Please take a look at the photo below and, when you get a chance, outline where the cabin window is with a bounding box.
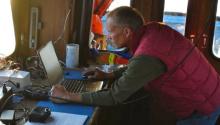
[212,2,220,58]
[107,0,130,11]
[0,0,16,58]
[163,0,188,34]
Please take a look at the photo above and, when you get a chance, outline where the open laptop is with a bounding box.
[38,41,103,93]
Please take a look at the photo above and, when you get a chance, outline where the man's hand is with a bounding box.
[83,68,109,80]
[50,84,82,103]
[50,84,69,103]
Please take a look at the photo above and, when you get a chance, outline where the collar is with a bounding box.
[130,26,147,55]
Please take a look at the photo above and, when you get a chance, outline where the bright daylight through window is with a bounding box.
[0,0,16,58]
[107,0,130,11]
[212,2,220,58]
[163,0,188,34]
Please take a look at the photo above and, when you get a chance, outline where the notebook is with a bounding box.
[37,41,102,93]
[25,112,88,125]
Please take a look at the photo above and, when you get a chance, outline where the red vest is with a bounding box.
[132,22,220,118]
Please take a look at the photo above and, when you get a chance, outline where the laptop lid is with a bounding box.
[38,41,63,85]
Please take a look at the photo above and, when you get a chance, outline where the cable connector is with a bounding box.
[2,83,7,94]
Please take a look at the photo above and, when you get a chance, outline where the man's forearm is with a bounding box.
[65,92,82,103]
[113,67,127,78]
[80,55,166,106]
[81,90,117,106]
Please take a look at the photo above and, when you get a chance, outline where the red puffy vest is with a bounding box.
[132,22,220,118]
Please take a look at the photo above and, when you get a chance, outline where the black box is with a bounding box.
[29,106,51,122]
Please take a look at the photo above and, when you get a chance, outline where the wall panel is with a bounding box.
[185,0,220,72]
[13,0,75,60]
[131,0,164,22]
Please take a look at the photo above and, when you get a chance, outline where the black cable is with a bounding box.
[0,93,30,123]
[1,80,20,94]
[3,80,20,88]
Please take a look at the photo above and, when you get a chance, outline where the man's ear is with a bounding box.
[123,27,132,38]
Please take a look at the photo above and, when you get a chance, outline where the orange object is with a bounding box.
[98,52,129,65]
[115,56,129,64]
[92,0,113,35]
[92,14,103,35]
[94,0,113,17]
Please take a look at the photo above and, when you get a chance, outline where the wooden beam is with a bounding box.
[73,0,93,67]
[131,0,164,22]
[185,0,220,72]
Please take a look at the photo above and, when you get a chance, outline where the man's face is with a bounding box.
[106,17,130,49]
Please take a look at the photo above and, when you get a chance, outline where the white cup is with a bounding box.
[66,43,79,68]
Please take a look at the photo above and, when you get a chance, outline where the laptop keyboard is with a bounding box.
[61,80,87,93]
[23,79,88,100]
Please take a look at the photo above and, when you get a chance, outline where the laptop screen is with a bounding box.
[38,41,63,85]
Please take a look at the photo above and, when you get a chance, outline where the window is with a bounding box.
[0,0,16,58]
[107,0,130,11]
[163,0,188,34]
[212,3,220,58]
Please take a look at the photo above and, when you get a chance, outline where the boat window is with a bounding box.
[212,2,220,58]
[163,0,188,34]
[107,0,130,11]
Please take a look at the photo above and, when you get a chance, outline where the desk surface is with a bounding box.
[12,78,103,125]
[37,101,94,125]
[13,97,94,125]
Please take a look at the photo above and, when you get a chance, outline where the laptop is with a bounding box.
[37,41,103,93]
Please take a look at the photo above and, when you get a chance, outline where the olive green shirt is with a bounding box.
[81,55,166,106]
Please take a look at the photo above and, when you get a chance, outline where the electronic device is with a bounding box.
[23,87,49,100]
[0,70,32,90]
[29,106,51,122]
[0,110,15,125]
[38,41,87,85]
[37,41,102,93]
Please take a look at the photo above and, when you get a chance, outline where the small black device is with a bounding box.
[29,106,51,122]
[23,89,49,100]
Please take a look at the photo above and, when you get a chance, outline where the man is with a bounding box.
[50,6,220,125]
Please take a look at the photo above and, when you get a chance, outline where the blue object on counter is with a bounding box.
[64,70,86,80]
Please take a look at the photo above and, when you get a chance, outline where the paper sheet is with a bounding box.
[25,112,88,125]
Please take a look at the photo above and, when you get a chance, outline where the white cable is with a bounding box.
[54,9,72,44]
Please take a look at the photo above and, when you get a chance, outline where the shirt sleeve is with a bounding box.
[113,66,127,78]
[81,55,167,106]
